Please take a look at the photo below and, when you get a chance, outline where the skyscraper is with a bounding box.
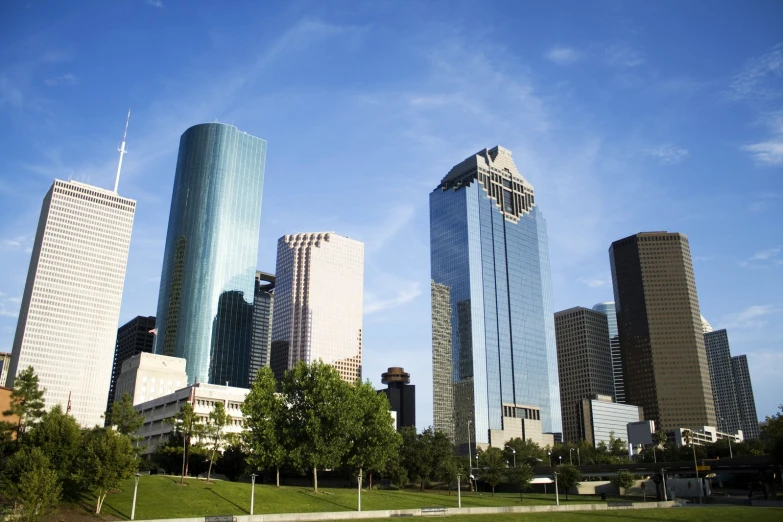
[270,232,364,383]
[609,232,715,431]
[6,180,135,426]
[592,301,624,403]
[0,352,11,388]
[380,367,416,430]
[154,123,266,387]
[554,307,616,442]
[430,146,562,450]
[106,315,156,418]
[431,282,454,441]
[732,355,760,439]
[704,329,741,435]
[248,271,274,384]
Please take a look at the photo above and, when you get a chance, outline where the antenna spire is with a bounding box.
[113,109,131,193]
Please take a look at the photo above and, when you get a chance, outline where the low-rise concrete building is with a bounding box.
[133,383,248,454]
[671,425,743,448]
[488,404,556,449]
[115,353,188,406]
[578,394,643,447]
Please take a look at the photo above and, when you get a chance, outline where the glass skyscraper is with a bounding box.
[155,123,267,387]
[592,302,625,403]
[430,146,562,449]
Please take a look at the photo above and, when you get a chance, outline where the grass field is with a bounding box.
[96,475,603,520]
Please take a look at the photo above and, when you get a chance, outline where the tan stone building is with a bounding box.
[609,232,715,431]
[115,352,188,406]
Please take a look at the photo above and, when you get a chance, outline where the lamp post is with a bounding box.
[577,448,581,466]
[512,449,516,468]
[475,455,479,494]
[720,418,734,459]
[177,419,187,485]
[250,473,256,515]
[457,473,461,508]
[547,451,552,467]
[131,472,140,520]
[358,469,362,512]
[554,472,559,506]
[558,455,562,465]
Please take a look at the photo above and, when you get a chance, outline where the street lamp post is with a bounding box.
[719,417,734,459]
[558,455,562,465]
[250,473,256,515]
[466,420,472,490]
[131,473,140,521]
[554,472,559,506]
[512,449,516,468]
[577,448,581,466]
[358,469,362,512]
[547,451,552,467]
[457,473,461,508]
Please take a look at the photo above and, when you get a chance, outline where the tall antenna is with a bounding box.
[114,109,131,193]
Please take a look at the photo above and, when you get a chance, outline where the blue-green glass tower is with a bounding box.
[430,146,562,449]
[155,123,267,387]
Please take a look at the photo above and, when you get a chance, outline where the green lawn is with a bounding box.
[333,508,783,522]
[97,475,603,520]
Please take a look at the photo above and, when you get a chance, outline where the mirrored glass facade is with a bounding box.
[430,146,562,448]
[592,301,625,403]
[155,123,267,387]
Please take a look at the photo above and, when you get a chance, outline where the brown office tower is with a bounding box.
[609,232,715,431]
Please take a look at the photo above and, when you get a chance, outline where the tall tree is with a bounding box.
[106,392,144,437]
[506,463,534,500]
[3,366,46,441]
[761,405,783,466]
[242,366,287,486]
[650,429,668,463]
[477,447,506,496]
[78,428,138,514]
[0,446,61,522]
[503,438,546,467]
[345,381,401,489]
[205,401,228,483]
[216,433,247,482]
[611,470,636,499]
[283,361,354,493]
[553,464,581,500]
[25,405,82,497]
[165,402,203,484]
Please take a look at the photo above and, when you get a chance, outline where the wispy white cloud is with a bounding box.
[364,282,422,315]
[748,192,780,212]
[43,73,76,87]
[743,133,783,165]
[721,304,780,330]
[578,276,609,288]
[605,44,644,68]
[365,204,415,253]
[644,143,690,165]
[728,43,783,102]
[145,0,164,7]
[545,46,580,65]
[739,246,782,268]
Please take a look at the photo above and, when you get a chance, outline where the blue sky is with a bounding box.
[1,1,781,430]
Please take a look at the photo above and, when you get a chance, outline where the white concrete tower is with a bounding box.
[270,232,364,383]
[6,180,135,427]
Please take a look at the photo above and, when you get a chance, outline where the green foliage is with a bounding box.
[282,361,355,492]
[24,405,81,497]
[106,392,144,437]
[0,446,61,522]
[151,433,185,474]
[505,463,534,499]
[761,405,783,465]
[78,428,138,514]
[242,366,288,485]
[477,447,506,495]
[216,434,247,481]
[503,438,546,467]
[383,457,409,489]
[166,401,204,481]
[610,470,635,499]
[205,401,229,482]
[3,366,46,440]
[553,464,581,500]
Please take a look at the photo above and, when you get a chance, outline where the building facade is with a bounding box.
[579,395,643,448]
[133,383,248,454]
[107,316,156,416]
[704,329,741,435]
[554,307,616,442]
[0,353,10,387]
[154,123,267,388]
[249,271,275,384]
[380,367,416,430]
[609,232,715,431]
[115,352,188,406]
[732,355,760,439]
[270,232,364,383]
[6,180,135,426]
[431,282,454,441]
[592,302,624,403]
[430,146,562,451]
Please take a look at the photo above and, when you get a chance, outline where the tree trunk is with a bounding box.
[420,480,424,491]
[492,485,495,497]
[95,492,106,514]
[184,437,190,480]
[276,466,280,487]
[207,447,216,482]
[313,466,318,494]
[369,471,373,490]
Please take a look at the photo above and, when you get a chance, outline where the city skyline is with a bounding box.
[1,1,781,430]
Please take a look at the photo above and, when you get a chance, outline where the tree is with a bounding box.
[608,431,627,457]
[650,430,667,463]
[384,457,409,489]
[611,470,636,499]
[345,381,402,490]
[216,434,247,481]
[506,464,534,500]
[166,401,203,484]
[106,393,144,437]
[0,447,61,522]
[553,464,581,500]
[242,366,287,486]
[3,366,46,441]
[477,447,506,496]
[761,405,783,466]
[24,405,82,497]
[283,361,355,493]
[205,401,228,483]
[78,428,138,514]
[504,438,546,467]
